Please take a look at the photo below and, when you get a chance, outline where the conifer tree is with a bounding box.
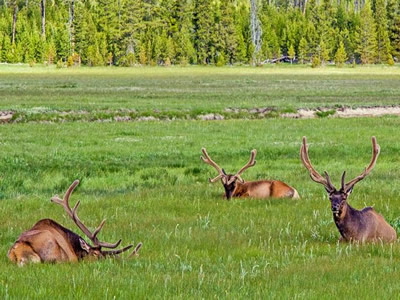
[319,40,330,65]
[193,0,213,64]
[298,37,308,64]
[355,0,377,64]
[334,41,347,67]
[374,0,391,63]
[387,0,400,58]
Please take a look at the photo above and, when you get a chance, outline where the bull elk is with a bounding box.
[8,180,142,266]
[201,148,299,200]
[301,136,397,243]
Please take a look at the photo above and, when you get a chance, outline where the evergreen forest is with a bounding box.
[0,0,399,66]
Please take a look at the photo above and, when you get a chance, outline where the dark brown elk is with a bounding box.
[8,180,142,266]
[301,136,396,243]
[201,148,299,200]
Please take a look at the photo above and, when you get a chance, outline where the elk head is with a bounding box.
[51,180,142,259]
[300,136,380,218]
[201,148,256,199]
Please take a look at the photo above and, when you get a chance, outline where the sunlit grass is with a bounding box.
[1,65,400,115]
[1,117,400,298]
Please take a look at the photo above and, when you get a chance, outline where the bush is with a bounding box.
[164,57,171,67]
[66,56,74,67]
[387,54,395,66]
[56,59,65,68]
[216,52,226,67]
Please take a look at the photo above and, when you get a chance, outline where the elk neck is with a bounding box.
[332,202,360,240]
[231,180,246,197]
[223,179,245,199]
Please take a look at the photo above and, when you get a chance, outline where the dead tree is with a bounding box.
[250,0,262,65]
[41,0,45,38]
[12,1,17,44]
[69,0,75,53]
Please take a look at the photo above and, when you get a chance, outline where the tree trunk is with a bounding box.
[12,3,17,44]
[303,0,308,15]
[250,0,262,65]
[41,0,46,38]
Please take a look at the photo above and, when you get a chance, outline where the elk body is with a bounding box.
[201,148,299,200]
[8,180,142,266]
[301,137,396,243]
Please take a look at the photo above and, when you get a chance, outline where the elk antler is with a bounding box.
[342,136,380,192]
[51,180,121,249]
[227,149,257,185]
[201,148,225,183]
[300,137,336,192]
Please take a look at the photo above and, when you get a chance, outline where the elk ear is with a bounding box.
[222,169,227,175]
[79,238,91,253]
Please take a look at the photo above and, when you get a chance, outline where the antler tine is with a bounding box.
[226,149,257,185]
[102,242,143,257]
[201,148,225,182]
[51,180,80,218]
[128,242,143,258]
[102,244,133,256]
[300,137,335,191]
[234,149,257,177]
[343,136,380,192]
[72,200,122,249]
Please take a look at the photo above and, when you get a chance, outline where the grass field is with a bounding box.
[1,64,400,122]
[1,65,400,299]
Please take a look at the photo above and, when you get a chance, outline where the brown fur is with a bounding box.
[226,179,299,199]
[300,136,396,243]
[334,202,396,243]
[8,219,91,266]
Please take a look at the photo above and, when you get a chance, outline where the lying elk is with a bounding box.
[301,137,396,243]
[201,148,299,199]
[8,180,142,266]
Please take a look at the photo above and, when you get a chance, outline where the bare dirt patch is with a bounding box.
[2,106,400,124]
[280,106,400,119]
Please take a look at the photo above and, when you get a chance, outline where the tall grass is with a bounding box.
[1,117,400,298]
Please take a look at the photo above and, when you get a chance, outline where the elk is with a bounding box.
[8,180,142,266]
[201,148,299,200]
[300,136,397,243]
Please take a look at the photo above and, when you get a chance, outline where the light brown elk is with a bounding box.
[301,136,396,243]
[201,148,299,200]
[8,180,142,266]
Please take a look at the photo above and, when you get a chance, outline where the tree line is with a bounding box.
[0,0,399,66]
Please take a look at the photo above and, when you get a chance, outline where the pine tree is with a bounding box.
[387,0,400,58]
[193,0,214,64]
[334,41,347,67]
[319,40,330,65]
[355,0,377,64]
[219,0,238,64]
[298,37,308,64]
[374,0,391,63]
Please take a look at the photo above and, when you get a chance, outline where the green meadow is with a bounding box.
[1,66,400,299]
